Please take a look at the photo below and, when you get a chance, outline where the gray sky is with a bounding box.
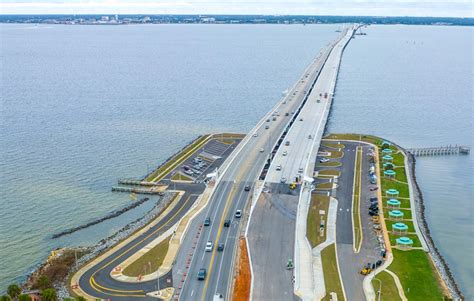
[1,0,472,17]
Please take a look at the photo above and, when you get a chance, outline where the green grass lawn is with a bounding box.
[307,194,330,248]
[328,150,344,159]
[372,271,402,301]
[385,220,415,232]
[316,161,342,167]
[384,208,413,220]
[318,169,341,177]
[382,197,411,209]
[353,146,363,251]
[316,182,334,190]
[389,249,445,301]
[321,244,345,301]
[389,234,422,248]
[381,178,409,198]
[324,133,382,146]
[122,236,171,277]
[321,141,345,149]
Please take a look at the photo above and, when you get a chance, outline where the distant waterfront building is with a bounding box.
[200,17,216,23]
[101,16,109,22]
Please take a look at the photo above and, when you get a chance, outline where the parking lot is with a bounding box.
[314,140,385,300]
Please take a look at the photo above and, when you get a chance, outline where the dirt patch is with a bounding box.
[232,238,251,301]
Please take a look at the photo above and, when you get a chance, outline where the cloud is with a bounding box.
[1,0,472,17]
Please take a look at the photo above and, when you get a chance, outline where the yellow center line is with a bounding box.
[200,184,237,301]
[88,195,192,295]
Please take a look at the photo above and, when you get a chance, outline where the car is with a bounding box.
[197,268,207,280]
[184,170,194,176]
[204,217,211,226]
[285,112,289,116]
[224,219,231,227]
[217,243,224,251]
[259,148,264,153]
[319,158,330,163]
[272,117,277,121]
[280,177,287,183]
[205,241,213,252]
[308,135,312,139]
[298,167,304,173]
[266,119,270,122]
[370,197,378,202]
[285,141,290,146]
[276,165,282,171]
[244,185,251,191]
[265,126,269,129]
[300,118,303,121]
[282,151,287,156]
[370,186,379,191]
[235,210,242,218]
[253,133,258,137]
[369,211,378,217]
[183,165,191,171]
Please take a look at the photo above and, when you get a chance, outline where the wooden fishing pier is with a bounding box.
[406,145,470,156]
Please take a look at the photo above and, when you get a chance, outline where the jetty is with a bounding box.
[111,186,164,195]
[406,145,470,156]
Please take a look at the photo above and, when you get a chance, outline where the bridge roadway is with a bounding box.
[72,32,338,301]
[248,26,356,300]
[177,37,344,300]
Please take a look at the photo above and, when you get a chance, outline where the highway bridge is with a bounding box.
[72,25,357,301]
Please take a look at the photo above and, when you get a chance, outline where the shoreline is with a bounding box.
[389,140,464,300]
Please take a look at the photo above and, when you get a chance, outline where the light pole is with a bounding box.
[373,277,382,301]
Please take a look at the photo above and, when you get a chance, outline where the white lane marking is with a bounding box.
[191,290,194,297]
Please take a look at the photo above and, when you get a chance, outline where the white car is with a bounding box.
[253,133,258,137]
[320,158,330,163]
[235,210,242,218]
[259,148,264,153]
[282,151,288,156]
[276,165,282,171]
[205,241,213,252]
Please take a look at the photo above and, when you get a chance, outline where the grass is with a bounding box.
[316,182,334,190]
[381,178,409,198]
[324,133,382,146]
[389,249,445,301]
[321,141,345,149]
[389,234,422,248]
[318,169,341,177]
[307,194,331,248]
[372,271,402,301]
[145,135,210,182]
[316,161,342,167]
[353,146,363,251]
[382,196,411,209]
[384,208,413,220]
[170,172,193,182]
[385,220,415,232]
[327,150,344,159]
[122,236,171,277]
[321,244,345,301]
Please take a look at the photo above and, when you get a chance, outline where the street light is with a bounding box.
[373,277,382,301]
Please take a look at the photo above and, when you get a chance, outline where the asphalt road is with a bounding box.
[246,27,355,301]
[76,137,239,301]
[177,37,341,301]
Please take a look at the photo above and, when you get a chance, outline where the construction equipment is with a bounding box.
[289,183,297,190]
[360,263,372,275]
[287,259,294,270]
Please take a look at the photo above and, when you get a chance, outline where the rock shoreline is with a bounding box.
[51,196,152,239]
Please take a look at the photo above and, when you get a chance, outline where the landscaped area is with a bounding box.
[352,146,363,251]
[307,194,331,248]
[321,244,345,301]
[122,236,171,277]
[372,270,402,301]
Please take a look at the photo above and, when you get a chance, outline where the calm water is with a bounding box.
[0,24,472,298]
[328,25,473,299]
[0,24,340,290]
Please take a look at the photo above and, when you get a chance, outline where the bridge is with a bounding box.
[406,145,470,156]
[71,25,357,301]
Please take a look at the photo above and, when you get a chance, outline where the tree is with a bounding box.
[18,295,31,301]
[7,285,21,299]
[36,276,51,290]
[0,295,11,301]
[75,297,86,301]
[41,288,57,301]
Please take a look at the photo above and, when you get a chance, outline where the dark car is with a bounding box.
[369,211,379,217]
[197,268,207,280]
[224,220,231,227]
[204,217,211,226]
[217,243,224,251]
[370,186,379,191]
[244,185,251,191]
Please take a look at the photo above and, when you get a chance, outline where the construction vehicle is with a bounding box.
[289,183,297,190]
[287,259,294,270]
[360,263,372,275]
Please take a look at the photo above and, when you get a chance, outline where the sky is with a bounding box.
[0,0,473,18]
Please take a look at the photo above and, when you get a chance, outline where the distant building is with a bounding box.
[200,17,216,23]
[101,16,109,21]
